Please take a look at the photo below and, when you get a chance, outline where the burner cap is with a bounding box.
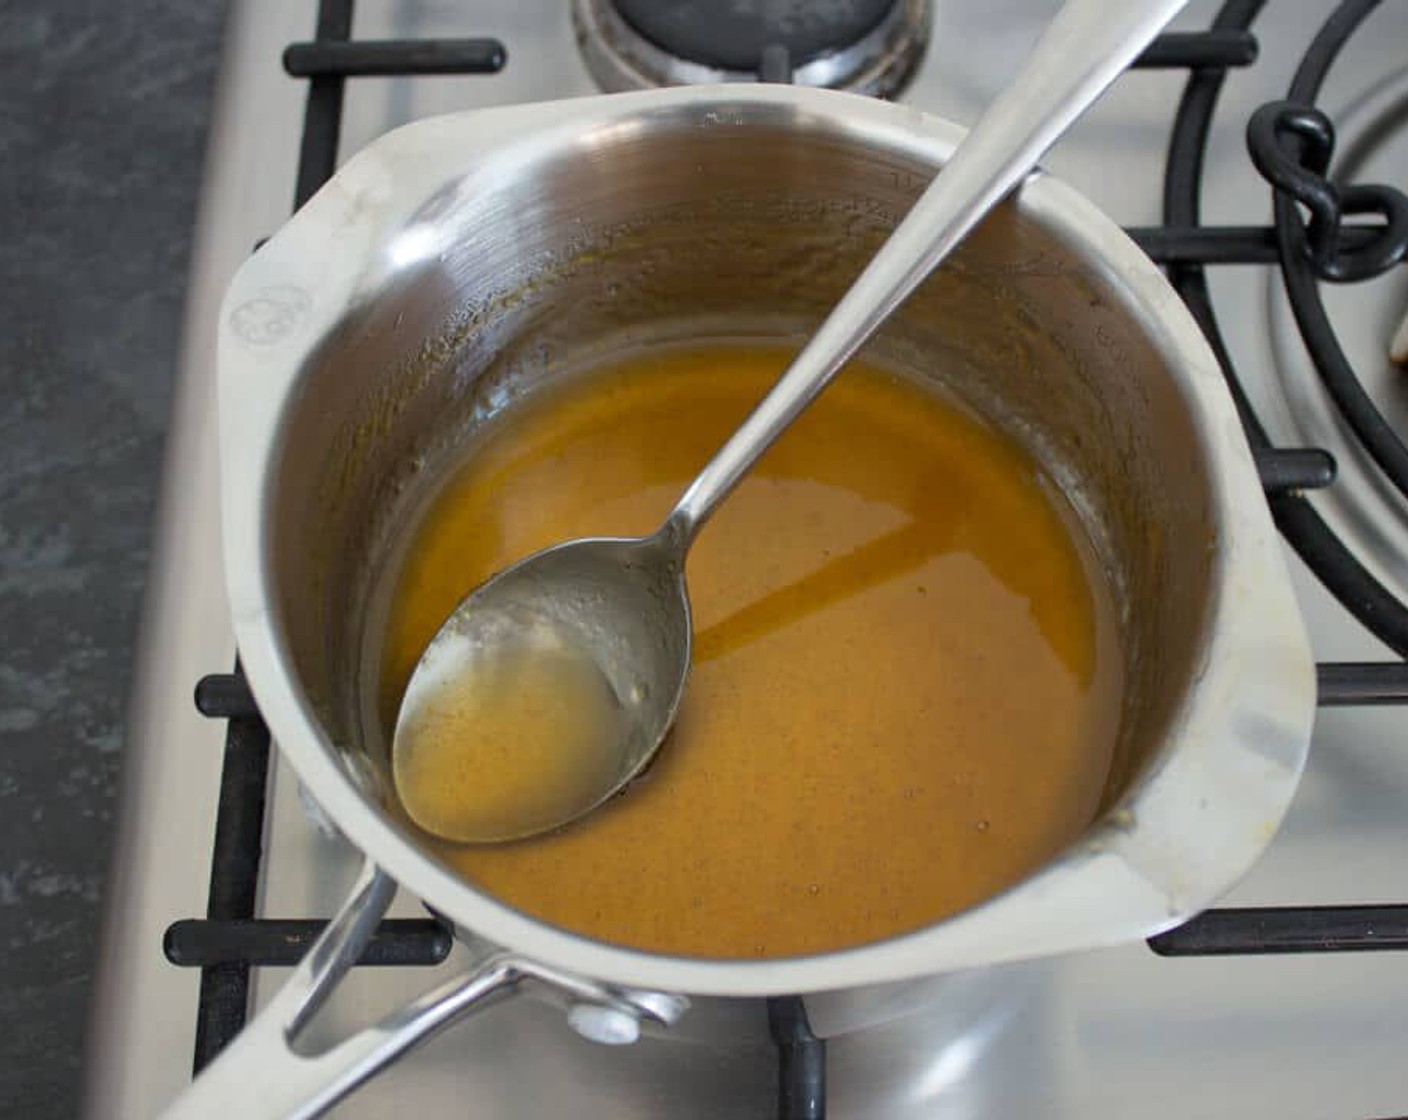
[612,0,895,72]
[573,0,930,98]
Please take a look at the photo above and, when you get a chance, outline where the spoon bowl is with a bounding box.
[393,529,691,842]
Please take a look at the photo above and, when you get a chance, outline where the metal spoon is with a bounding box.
[392,0,1187,844]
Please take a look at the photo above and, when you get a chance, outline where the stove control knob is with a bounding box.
[566,1002,641,1045]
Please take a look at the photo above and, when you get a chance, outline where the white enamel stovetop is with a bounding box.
[86,2,1408,1117]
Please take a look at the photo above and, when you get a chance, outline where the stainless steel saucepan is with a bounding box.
[168,79,1314,1120]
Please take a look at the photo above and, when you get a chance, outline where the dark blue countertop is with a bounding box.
[0,2,227,1114]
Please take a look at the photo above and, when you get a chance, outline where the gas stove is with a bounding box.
[85,1,1408,1117]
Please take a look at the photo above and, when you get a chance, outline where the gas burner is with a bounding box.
[572,0,930,97]
[87,1,1408,1117]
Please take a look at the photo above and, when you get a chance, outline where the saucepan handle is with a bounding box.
[158,860,685,1119]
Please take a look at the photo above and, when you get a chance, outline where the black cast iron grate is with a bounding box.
[164,0,1408,1115]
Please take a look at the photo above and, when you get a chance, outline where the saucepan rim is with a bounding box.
[216,84,1315,997]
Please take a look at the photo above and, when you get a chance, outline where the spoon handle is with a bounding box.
[665,0,1187,546]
